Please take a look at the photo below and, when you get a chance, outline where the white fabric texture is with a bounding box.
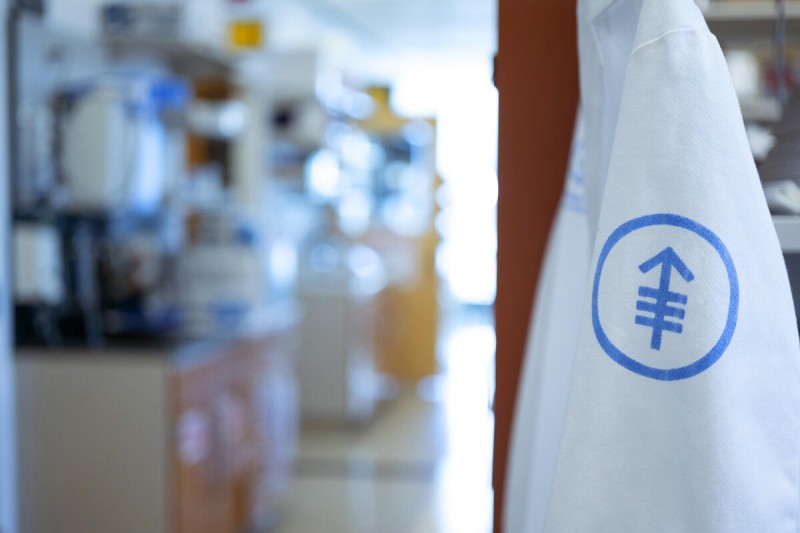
[508,0,800,531]
[504,115,591,533]
[579,0,642,246]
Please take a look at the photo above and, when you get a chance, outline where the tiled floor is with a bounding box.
[275,314,495,533]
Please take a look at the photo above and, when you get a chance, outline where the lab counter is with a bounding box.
[16,302,302,533]
[16,299,302,364]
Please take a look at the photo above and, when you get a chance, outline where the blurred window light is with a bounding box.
[338,191,372,238]
[305,149,341,200]
[436,241,497,306]
[418,60,498,305]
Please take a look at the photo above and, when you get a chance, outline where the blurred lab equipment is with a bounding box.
[56,75,189,214]
[358,87,440,380]
[12,4,303,533]
[13,73,190,345]
[13,222,63,305]
[296,206,387,424]
[175,210,271,337]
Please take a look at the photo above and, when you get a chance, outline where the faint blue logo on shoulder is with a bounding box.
[592,214,739,381]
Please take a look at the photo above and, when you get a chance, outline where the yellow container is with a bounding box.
[228,19,263,49]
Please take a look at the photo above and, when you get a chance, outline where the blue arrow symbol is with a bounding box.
[639,247,695,286]
[635,247,694,350]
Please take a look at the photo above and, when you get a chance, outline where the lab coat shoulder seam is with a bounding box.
[629,27,704,58]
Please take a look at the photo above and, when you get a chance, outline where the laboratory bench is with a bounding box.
[15,302,301,533]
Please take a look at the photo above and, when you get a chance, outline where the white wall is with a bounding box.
[0,0,14,529]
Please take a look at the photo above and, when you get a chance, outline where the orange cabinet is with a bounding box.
[173,348,236,533]
[172,336,298,533]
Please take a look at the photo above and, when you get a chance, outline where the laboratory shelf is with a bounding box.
[103,37,236,76]
[702,1,800,45]
[740,95,783,122]
[703,1,800,20]
[773,215,800,253]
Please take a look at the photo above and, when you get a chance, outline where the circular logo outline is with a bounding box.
[592,213,739,381]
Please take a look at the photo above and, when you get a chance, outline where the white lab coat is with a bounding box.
[507,0,800,531]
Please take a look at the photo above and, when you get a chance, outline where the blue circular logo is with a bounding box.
[592,213,739,381]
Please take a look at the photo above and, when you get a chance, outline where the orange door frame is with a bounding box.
[494,2,579,530]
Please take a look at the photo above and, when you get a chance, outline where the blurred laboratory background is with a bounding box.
[5,0,497,532]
